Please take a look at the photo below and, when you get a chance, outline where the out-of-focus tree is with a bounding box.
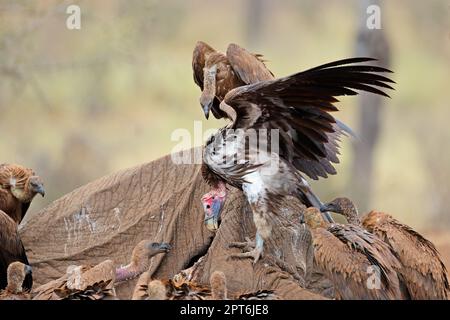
[415,112,450,227]
[349,0,391,212]
[245,0,267,49]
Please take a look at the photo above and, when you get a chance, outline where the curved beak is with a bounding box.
[24,265,32,275]
[204,198,225,232]
[158,243,172,253]
[202,102,212,120]
[36,184,45,197]
[320,203,335,213]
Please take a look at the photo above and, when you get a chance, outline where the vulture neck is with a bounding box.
[344,205,361,226]
[6,281,22,294]
[115,257,150,282]
[346,213,361,226]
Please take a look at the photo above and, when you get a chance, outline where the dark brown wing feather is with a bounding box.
[222,57,394,179]
[0,210,32,290]
[363,211,449,299]
[226,43,274,84]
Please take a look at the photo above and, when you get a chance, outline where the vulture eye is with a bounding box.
[206,205,211,209]
[212,196,215,200]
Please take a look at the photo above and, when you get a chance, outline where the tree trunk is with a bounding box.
[350,0,391,212]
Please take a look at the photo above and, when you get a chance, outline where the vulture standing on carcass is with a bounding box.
[0,163,45,224]
[0,262,32,300]
[32,240,171,300]
[321,197,450,299]
[197,51,395,262]
[303,207,407,299]
[0,209,32,291]
[194,42,355,227]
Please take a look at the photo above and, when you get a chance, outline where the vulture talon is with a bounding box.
[229,247,263,265]
[228,237,255,252]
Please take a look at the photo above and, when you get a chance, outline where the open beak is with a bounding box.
[204,198,224,232]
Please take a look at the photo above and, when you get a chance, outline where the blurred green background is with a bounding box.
[0,0,449,234]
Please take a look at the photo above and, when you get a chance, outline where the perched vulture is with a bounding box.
[0,210,32,291]
[0,163,45,224]
[32,241,171,300]
[0,262,32,300]
[303,207,407,300]
[199,55,394,262]
[321,197,450,300]
[192,41,274,119]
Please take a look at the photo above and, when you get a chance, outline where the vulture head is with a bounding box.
[147,242,172,255]
[1,164,45,202]
[210,271,227,300]
[6,262,32,294]
[201,185,227,232]
[320,197,358,220]
[199,64,217,119]
[147,280,168,300]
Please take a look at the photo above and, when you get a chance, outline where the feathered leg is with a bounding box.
[229,175,272,264]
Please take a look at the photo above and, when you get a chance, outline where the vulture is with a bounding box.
[32,240,171,300]
[0,163,45,224]
[321,197,450,300]
[0,262,32,300]
[0,209,32,291]
[303,207,407,300]
[199,54,395,262]
[192,41,274,119]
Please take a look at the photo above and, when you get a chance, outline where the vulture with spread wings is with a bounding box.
[197,46,394,262]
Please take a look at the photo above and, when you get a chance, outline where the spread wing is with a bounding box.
[313,224,402,299]
[0,210,32,290]
[221,57,394,179]
[363,212,449,299]
[226,43,274,84]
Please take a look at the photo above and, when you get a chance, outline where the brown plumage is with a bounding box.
[322,197,449,299]
[0,163,45,224]
[304,207,406,300]
[0,210,32,291]
[200,57,395,262]
[33,241,171,300]
[133,270,277,300]
[364,211,449,299]
[0,262,32,300]
[193,41,274,119]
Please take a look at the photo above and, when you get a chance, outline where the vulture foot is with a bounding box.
[229,237,255,252]
[228,234,264,264]
[229,247,263,264]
